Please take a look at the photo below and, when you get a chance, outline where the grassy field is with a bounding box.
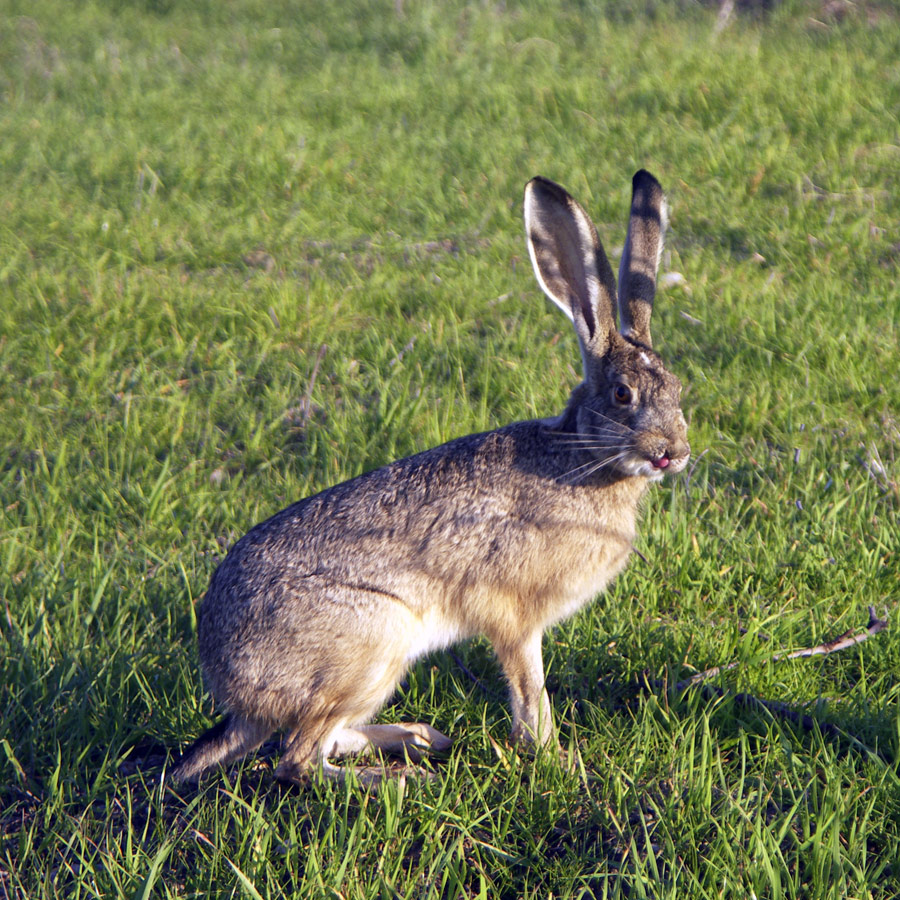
[2,0,899,896]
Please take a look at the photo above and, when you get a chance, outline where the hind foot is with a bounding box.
[317,722,451,763]
[274,722,451,788]
[355,723,452,761]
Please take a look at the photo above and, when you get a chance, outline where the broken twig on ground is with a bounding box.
[672,605,888,693]
[641,606,891,767]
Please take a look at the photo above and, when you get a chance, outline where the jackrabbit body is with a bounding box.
[171,170,690,786]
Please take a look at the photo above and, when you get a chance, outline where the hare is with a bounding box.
[170,170,689,788]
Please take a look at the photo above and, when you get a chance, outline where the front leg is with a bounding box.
[494,629,555,746]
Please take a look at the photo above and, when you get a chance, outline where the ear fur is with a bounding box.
[617,169,667,348]
[523,176,618,374]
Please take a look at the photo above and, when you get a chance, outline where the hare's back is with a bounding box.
[195,427,514,641]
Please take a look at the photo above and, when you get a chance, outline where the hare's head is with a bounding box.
[524,171,689,481]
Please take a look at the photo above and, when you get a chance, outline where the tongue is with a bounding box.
[652,456,670,469]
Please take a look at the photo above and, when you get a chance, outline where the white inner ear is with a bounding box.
[523,187,605,334]
[523,188,575,323]
[524,235,575,324]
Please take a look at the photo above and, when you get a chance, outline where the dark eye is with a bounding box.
[612,384,633,406]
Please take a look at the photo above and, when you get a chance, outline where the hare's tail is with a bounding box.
[168,714,271,785]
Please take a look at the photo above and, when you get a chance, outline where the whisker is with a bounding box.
[554,438,631,451]
[564,447,630,466]
[561,450,629,484]
[552,442,628,460]
[552,430,630,444]
[554,439,626,450]
[559,457,602,478]
[552,431,622,441]
[565,457,624,485]
[584,409,635,434]
[550,430,606,440]
[564,462,604,484]
[551,426,630,444]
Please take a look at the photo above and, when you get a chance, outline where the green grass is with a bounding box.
[2,0,900,896]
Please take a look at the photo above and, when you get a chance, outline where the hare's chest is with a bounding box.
[558,548,632,622]
[544,507,638,623]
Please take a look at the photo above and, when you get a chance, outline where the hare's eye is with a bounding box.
[612,384,633,406]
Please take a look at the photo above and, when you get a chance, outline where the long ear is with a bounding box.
[617,169,667,348]
[524,176,618,373]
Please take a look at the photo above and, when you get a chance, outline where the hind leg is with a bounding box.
[270,723,382,787]
[354,723,452,762]
[266,584,453,784]
[274,720,451,787]
[168,714,272,785]
[322,722,451,765]
[275,725,444,788]
[272,719,329,785]
[273,720,381,787]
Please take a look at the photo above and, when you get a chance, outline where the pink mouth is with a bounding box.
[651,454,670,469]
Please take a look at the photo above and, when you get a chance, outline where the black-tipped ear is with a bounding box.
[524,176,617,372]
[617,169,667,348]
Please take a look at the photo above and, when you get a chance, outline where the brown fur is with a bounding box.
[169,171,690,787]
